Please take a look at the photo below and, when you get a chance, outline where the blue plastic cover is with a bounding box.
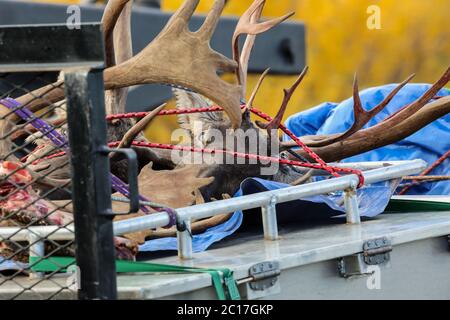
[283,84,450,195]
[0,257,27,271]
[140,83,450,253]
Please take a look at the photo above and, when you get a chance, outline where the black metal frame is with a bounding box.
[0,23,119,299]
[65,69,118,299]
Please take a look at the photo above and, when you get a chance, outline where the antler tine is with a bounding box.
[257,66,308,131]
[102,0,132,67]
[301,73,415,148]
[197,0,226,40]
[351,73,415,129]
[115,103,167,150]
[246,68,270,111]
[383,66,450,124]
[168,0,199,23]
[232,0,295,88]
[352,73,364,115]
[238,2,264,97]
[105,0,133,115]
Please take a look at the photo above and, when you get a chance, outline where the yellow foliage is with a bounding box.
[157,0,449,142]
[29,0,80,3]
[33,0,450,141]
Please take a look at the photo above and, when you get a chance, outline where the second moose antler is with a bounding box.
[283,67,450,162]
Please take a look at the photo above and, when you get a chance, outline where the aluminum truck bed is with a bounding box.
[3,210,450,299]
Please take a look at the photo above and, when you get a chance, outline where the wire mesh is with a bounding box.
[0,72,76,300]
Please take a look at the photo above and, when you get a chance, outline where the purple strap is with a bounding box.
[1,98,67,148]
[1,97,150,213]
[162,207,177,229]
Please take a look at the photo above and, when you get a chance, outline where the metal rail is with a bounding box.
[0,159,426,262]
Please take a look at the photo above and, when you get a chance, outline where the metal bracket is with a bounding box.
[98,147,140,215]
[248,261,281,291]
[338,237,392,278]
[363,237,392,265]
[237,261,282,299]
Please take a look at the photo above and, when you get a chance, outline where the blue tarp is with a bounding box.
[284,84,450,194]
[140,83,450,253]
[0,257,27,271]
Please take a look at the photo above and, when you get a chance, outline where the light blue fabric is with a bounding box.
[0,256,27,271]
[139,211,243,252]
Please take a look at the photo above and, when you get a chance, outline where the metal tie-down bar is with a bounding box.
[0,159,427,262]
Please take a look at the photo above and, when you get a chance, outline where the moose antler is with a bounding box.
[282,73,416,149]
[1,0,242,127]
[103,0,133,115]
[286,66,450,162]
[233,0,294,97]
[105,0,243,128]
[0,0,132,121]
[110,163,215,242]
[102,0,132,67]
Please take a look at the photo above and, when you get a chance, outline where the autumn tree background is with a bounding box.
[164,0,449,114]
[32,0,450,139]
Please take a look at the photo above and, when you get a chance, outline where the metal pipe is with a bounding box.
[262,196,279,240]
[114,159,426,235]
[0,160,427,243]
[177,220,193,260]
[28,233,45,279]
[0,225,75,242]
[362,159,426,184]
[296,161,415,175]
[344,184,361,224]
